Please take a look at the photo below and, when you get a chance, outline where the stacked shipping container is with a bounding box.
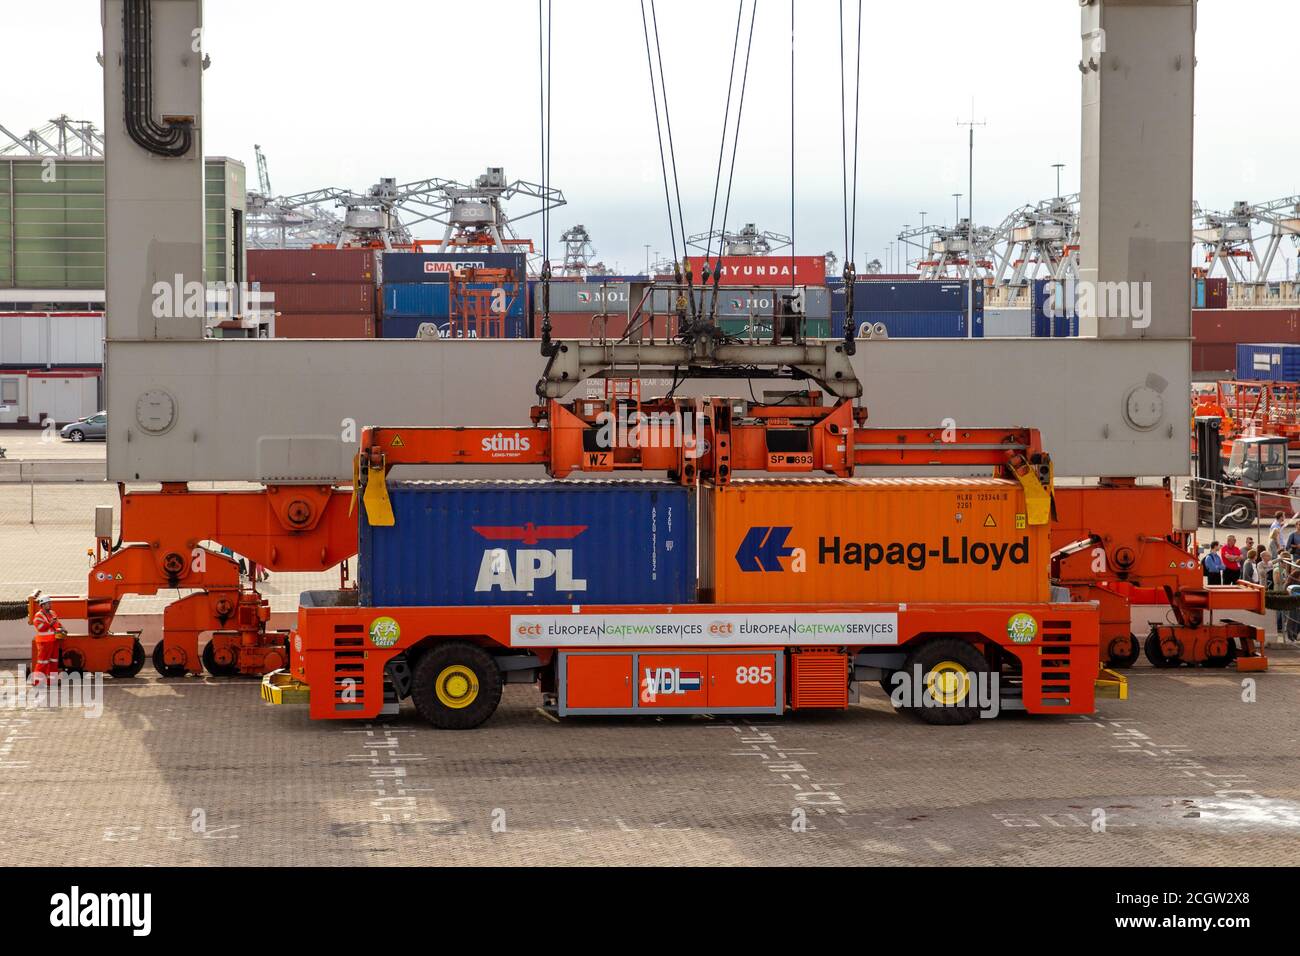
[828,278,985,338]
[378,252,528,338]
[357,477,1049,609]
[248,249,377,338]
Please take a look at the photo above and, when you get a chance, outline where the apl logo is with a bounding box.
[642,667,702,699]
[473,524,588,592]
[736,526,796,572]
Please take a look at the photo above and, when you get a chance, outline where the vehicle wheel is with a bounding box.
[1143,631,1182,668]
[1105,634,1141,669]
[1203,641,1238,669]
[900,638,989,725]
[109,639,146,678]
[201,640,239,677]
[68,429,84,442]
[410,642,502,730]
[151,639,189,678]
[1218,496,1256,528]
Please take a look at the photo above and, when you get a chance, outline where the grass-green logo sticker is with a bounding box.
[1007,613,1038,644]
[369,616,401,648]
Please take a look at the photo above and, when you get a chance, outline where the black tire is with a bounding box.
[1105,634,1141,669]
[1143,631,1182,668]
[878,669,900,700]
[68,429,84,442]
[151,639,189,677]
[1218,496,1256,529]
[1203,641,1238,669]
[201,640,239,677]
[109,639,146,679]
[900,638,990,726]
[410,642,502,730]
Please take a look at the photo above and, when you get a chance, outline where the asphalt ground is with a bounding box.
[0,648,1296,866]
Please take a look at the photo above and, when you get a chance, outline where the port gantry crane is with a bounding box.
[36,0,1266,685]
[1194,196,1300,284]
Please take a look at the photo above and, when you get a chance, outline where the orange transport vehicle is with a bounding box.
[263,393,1122,728]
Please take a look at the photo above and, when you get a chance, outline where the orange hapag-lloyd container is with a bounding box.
[700,477,1050,605]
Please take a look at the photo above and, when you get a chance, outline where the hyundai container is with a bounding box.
[700,478,1050,605]
[359,480,696,606]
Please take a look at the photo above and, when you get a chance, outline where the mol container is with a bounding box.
[700,478,1049,605]
[359,480,696,607]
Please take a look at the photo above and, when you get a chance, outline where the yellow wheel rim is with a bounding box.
[435,664,479,709]
[926,661,971,706]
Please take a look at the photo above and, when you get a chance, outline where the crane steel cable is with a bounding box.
[716,1,759,292]
[538,0,555,350]
[639,0,679,274]
[648,0,697,324]
[704,2,747,275]
[789,0,795,293]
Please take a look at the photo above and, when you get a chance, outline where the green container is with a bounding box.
[717,316,831,339]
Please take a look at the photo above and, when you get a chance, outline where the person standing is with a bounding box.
[1241,548,1258,585]
[1221,535,1242,584]
[30,594,66,684]
[1202,542,1225,585]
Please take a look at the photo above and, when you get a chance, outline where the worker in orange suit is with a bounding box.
[31,594,65,684]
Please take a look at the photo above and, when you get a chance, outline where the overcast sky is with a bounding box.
[3,0,1297,274]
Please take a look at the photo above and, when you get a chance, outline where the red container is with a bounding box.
[1192,343,1236,374]
[248,248,375,284]
[262,281,375,315]
[1205,277,1229,309]
[272,313,374,338]
[1194,309,1300,345]
[539,311,677,340]
[684,255,826,286]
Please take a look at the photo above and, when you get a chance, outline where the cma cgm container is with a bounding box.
[381,314,527,338]
[1236,343,1300,382]
[360,481,696,606]
[378,252,528,284]
[383,282,451,318]
[700,478,1049,605]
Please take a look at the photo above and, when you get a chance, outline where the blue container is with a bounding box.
[381,315,528,338]
[1031,279,1079,337]
[379,252,528,284]
[1195,278,1207,309]
[384,283,451,318]
[828,279,983,317]
[1236,343,1300,382]
[359,480,697,606]
[849,310,974,338]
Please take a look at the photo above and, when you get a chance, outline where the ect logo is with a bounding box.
[735,526,805,572]
[473,523,588,593]
[642,667,702,701]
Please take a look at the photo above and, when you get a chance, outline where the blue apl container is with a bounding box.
[1236,343,1300,382]
[359,480,697,606]
[379,252,528,284]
